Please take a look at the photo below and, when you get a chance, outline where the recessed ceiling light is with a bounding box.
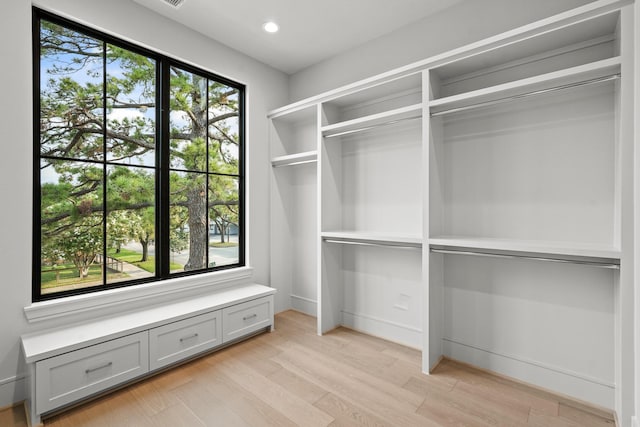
[263,21,279,33]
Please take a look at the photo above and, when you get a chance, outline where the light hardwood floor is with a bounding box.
[2,310,616,426]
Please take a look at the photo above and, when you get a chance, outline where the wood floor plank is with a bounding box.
[417,396,495,427]
[453,378,554,417]
[558,402,616,427]
[418,387,529,427]
[193,370,300,427]
[528,408,587,427]
[147,402,207,427]
[214,351,335,427]
[434,358,560,415]
[271,345,432,426]
[213,338,283,376]
[0,405,28,427]
[313,392,393,427]
[266,365,329,404]
[169,375,253,427]
[402,373,458,397]
[380,344,422,368]
[281,342,424,409]
[128,376,181,418]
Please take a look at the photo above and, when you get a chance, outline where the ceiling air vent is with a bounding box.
[162,0,185,8]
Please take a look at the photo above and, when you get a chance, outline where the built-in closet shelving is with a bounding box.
[269,105,319,315]
[425,4,630,409]
[268,0,635,421]
[318,72,424,344]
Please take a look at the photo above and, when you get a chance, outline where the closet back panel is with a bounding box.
[441,254,615,407]
[341,245,423,348]
[271,165,317,315]
[271,110,317,156]
[290,165,318,310]
[431,11,619,99]
[340,121,422,234]
[322,74,422,124]
[434,82,616,244]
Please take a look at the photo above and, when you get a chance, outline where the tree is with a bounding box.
[38,19,241,289]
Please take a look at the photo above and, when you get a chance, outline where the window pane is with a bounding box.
[106,44,156,167]
[169,172,208,272]
[208,175,240,267]
[170,68,207,171]
[40,21,104,161]
[40,159,104,295]
[106,165,155,284]
[208,82,239,175]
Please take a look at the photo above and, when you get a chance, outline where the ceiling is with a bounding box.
[131,0,465,74]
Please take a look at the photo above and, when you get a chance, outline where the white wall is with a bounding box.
[635,1,640,425]
[289,0,595,102]
[0,0,32,409]
[0,0,287,408]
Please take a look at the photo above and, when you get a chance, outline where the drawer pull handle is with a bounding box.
[85,362,113,374]
[243,313,258,321]
[180,333,199,342]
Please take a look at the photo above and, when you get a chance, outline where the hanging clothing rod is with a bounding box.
[430,73,620,117]
[272,159,317,168]
[429,248,620,269]
[324,238,421,250]
[323,115,421,139]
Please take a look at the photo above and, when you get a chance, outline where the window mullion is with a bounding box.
[205,78,210,269]
[158,60,171,278]
[32,12,43,301]
[102,41,108,288]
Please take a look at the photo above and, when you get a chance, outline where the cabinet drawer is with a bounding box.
[222,297,273,343]
[35,331,148,414]
[149,310,222,371]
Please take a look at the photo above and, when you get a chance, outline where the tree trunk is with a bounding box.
[216,219,225,243]
[184,182,207,270]
[140,236,149,262]
[75,253,93,278]
[184,75,209,271]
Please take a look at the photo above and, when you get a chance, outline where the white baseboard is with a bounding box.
[290,294,317,317]
[442,338,614,410]
[341,310,421,349]
[0,375,25,409]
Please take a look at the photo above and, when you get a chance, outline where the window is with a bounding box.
[34,9,245,301]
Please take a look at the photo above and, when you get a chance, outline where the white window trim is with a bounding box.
[24,266,253,323]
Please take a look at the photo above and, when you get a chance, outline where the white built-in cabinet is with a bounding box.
[269,0,636,422]
[21,284,275,426]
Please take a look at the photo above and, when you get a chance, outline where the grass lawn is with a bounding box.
[210,241,238,248]
[41,248,184,289]
[41,264,103,288]
[108,248,182,272]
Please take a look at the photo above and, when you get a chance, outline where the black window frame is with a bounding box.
[32,8,246,302]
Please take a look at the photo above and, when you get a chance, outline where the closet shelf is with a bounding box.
[322,231,422,249]
[429,56,621,117]
[429,236,620,267]
[271,151,318,167]
[321,103,422,138]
